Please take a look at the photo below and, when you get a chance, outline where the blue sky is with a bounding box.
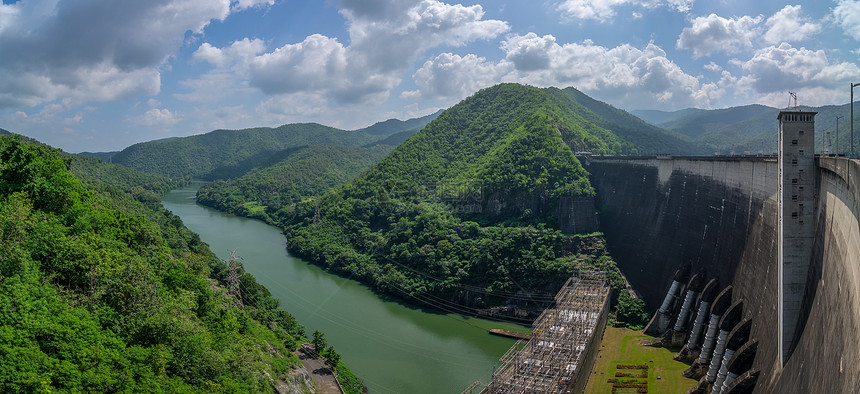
[0,0,858,152]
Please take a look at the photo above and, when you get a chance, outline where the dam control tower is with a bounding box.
[777,109,816,366]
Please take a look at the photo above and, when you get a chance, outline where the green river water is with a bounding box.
[162,182,528,393]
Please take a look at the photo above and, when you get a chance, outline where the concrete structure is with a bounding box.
[777,110,816,365]
[586,152,860,393]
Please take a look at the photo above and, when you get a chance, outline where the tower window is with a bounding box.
[791,159,798,164]
[792,178,798,184]
[799,130,805,135]
[799,150,804,155]
[792,212,798,218]
[791,195,798,201]
[791,139,798,145]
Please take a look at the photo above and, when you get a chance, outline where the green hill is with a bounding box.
[352,110,442,135]
[0,134,325,393]
[558,87,702,154]
[111,123,379,180]
[77,150,119,162]
[111,112,444,181]
[196,144,394,224]
[279,83,644,320]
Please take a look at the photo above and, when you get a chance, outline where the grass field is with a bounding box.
[584,326,697,393]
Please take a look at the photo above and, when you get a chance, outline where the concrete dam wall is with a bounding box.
[585,156,860,393]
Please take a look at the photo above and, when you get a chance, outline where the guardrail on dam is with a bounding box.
[584,155,860,394]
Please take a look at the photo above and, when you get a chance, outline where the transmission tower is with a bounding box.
[227,249,244,307]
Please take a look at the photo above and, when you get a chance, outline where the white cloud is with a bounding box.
[502,34,716,107]
[677,14,762,57]
[405,33,721,109]
[704,61,722,71]
[403,53,510,100]
[178,38,266,103]
[501,33,556,71]
[557,0,693,22]
[193,38,266,68]
[190,0,509,106]
[232,0,274,11]
[249,34,350,95]
[834,0,860,40]
[735,43,860,105]
[135,108,181,127]
[764,5,821,44]
[64,113,83,126]
[0,0,231,109]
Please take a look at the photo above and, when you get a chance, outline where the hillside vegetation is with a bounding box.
[197,144,393,224]
[0,135,313,393]
[351,110,441,135]
[111,123,380,180]
[558,87,702,154]
[279,84,655,321]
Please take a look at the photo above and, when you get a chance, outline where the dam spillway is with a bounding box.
[585,155,860,393]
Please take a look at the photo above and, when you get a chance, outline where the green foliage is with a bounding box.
[0,135,312,393]
[322,346,340,369]
[335,360,364,394]
[579,255,649,329]
[111,123,381,180]
[554,87,703,155]
[197,144,393,225]
[312,330,327,354]
[353,109,440,136]
[615,292,649,330]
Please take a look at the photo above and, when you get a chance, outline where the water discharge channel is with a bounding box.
[162,182,529,393]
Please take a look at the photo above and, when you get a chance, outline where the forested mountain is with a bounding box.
[352,109,442,135]
[558,87,703,154]
[77,151,119,162]
[279,83,648,325]
[632,102,859,154]
[196,144,393,224]
[111,123,378,180]
[110,112,442,181]
[632,108,706,126]
[0,134,348,393]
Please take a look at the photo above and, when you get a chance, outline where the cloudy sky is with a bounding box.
[0,0,858,152]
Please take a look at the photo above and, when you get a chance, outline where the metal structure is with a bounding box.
[852,83,860,157]
[836,116,842,155]
[484,272,609,393]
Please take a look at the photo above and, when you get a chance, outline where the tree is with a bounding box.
[312,330,327,354]
[324,346,340,370]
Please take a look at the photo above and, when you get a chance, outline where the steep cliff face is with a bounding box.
[587,156,860,393]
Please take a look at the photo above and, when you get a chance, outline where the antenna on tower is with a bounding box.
[787,91,798,109]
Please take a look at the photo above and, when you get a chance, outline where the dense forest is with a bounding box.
[110,123,381,180]
[0,134,363,393]
[196,144,393,224]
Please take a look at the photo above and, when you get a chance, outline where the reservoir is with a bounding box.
[162,182,528,393]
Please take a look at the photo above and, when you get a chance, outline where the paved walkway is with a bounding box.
[297,346,342,394]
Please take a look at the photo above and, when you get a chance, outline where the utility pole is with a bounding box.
[836,116,843,156]
[853,83,860,157]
